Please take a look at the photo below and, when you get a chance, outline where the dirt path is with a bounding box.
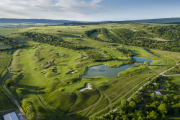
[1,70,27,120]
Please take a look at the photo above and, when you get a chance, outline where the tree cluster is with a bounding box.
[21,32,89,50]
[0,35,24,49]
[86,50,104,60]
[148,25,180,40]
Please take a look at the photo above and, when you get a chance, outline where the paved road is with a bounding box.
[1,70,27,120]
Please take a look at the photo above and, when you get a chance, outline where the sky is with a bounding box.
[0,0,180,21]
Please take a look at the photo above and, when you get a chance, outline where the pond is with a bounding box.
[133,56,153,65]
[82,64,137,78]
[82,56,153,78]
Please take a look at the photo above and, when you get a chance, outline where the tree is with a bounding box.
[147,111,158,119]
[120,99,129,111]
[128,57,135,64]
[85,66,88,71]
[129,101,136,110]
[151,93,156,100]
[155,83,160,89]
[115,116,120,120]
[138,116,145,120]
[158,103,168,115]
[132,93,141,102]
[174,65,179,69]
[110,115,114,120]
[174,108,179,115]
[5,79,15,87]
[163,95,168,102]
[144,61,149,66]
[108,56,113,60]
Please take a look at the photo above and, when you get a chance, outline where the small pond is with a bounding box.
[82,56,153,78]
[133,56,153,65]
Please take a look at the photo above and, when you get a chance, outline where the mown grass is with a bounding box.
[86,93,109,117]
[151,49,180,64]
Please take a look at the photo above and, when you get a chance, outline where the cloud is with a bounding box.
[0,0,104,20]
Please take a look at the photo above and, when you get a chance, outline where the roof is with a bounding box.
[153,83,157,85]
[3,112,19,120]
[154,91,162,96]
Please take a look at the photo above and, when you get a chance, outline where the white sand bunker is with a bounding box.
[66,70,76,75]
[78,83,92,92]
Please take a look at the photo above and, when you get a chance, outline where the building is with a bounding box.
[154,91,162,96]
[3,112,18,120]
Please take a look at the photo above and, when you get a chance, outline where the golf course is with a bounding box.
[0,23,180,120]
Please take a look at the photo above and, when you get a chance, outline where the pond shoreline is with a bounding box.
[82,56,153,78]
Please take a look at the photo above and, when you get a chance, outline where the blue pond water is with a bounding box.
[82,57,153,78]
[133,56,153,65]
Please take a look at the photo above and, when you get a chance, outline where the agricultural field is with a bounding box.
[0,23,180,120]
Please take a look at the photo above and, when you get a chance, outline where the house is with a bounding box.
[154,91,162,96]
[152,83,157,85]
[3,112,18,120]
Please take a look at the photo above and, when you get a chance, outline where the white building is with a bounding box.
[154,91,162,96]
[3,112,19,120]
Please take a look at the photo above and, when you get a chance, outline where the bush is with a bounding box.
[4,79,15,87]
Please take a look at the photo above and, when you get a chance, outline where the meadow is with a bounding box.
[0,23,179,119]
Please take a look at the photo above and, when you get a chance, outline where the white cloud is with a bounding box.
[0,0,104,20]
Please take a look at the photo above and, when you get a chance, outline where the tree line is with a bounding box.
[0,35,24,49]
[21,32,90,50]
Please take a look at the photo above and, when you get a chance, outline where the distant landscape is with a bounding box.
[0,18,180,120]
[0,18,180,28]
